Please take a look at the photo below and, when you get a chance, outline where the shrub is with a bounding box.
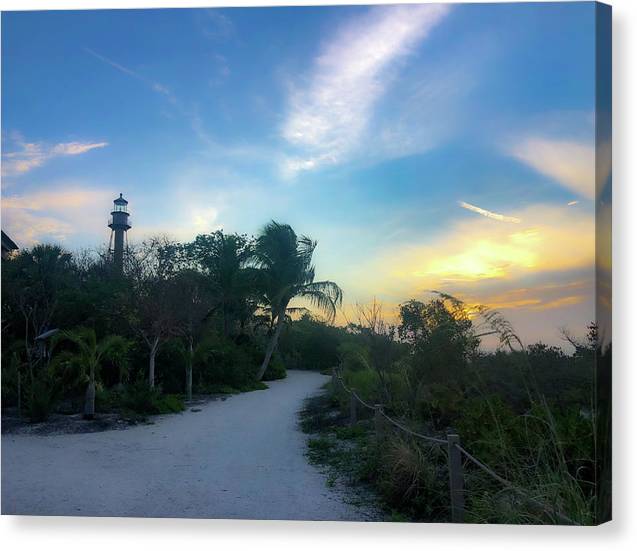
[118,380,184,415]
[194,333,261,391]
[27,372,61,423]
[375,435,447,521]
[262,354,286,381]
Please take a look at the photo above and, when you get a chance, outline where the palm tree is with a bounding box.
[188,231,257,337]
[253,222,343,380]
[59,328,130,419]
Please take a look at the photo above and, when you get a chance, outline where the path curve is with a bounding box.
[2,370,377,520]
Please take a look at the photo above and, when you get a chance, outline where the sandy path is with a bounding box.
[1,370,377,520]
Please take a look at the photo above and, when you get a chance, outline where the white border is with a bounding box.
[1,1,635,550]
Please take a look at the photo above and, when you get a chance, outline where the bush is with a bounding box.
[26,369,62,423]
[262,354,286,381]
[119,380,184,415]
[195,334,261,391]
[375,435,447,521]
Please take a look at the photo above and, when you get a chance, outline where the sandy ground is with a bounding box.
[1,370,379,521]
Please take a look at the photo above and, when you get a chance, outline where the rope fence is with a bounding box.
[331,368,577,525]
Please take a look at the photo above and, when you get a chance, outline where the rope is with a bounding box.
[331,368,579,525]
[379,410,448,445]
[334,372,376,410]
[334,369,445,444]
[455,443,578,525]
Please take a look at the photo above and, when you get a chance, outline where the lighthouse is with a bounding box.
[108,193,131,273]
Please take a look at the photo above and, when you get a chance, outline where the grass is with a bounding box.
[300,392,387,519]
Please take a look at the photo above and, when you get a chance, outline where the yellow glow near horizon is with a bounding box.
[374,205,594,294]
[418,232,539,281]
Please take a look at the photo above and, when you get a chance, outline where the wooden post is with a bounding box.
[349,393,357,425]
[447,434,465,523]
[374,404,385,444]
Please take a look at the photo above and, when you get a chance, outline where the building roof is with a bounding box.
[1,230,19,252]
[114,192,128,204]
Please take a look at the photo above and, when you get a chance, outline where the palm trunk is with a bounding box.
[186,337,193,401]
[84,364,96,419]
[257,310,285,380]
[149,336,160,388]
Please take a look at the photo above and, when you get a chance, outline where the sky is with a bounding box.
[1,3,608,347]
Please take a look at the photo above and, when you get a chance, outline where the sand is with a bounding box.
[1,370,378,521]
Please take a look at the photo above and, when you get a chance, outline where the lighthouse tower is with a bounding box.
[108,193,131,273]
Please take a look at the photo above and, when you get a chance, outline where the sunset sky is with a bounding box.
[1,3,604,346]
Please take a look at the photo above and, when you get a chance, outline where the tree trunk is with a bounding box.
[17,370,21,419]
[257,310,285,380]
[149,337,159,388]
[84,363,96,420]
[83,381,96,420]
[186,337,193,401]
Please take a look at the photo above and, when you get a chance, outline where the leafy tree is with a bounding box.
[126,237,182,388]
[253,222,343,380]
[1,245,72,373]
[398,297,479,408]
[170,269,213,400]
[185,231,257,337]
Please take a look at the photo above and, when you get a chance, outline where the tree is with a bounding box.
[127,237,181,388]
[253,222,343,380]
[2,245,74,419]
[186,231,257,337]
[59,328,130,419]
[397,296,479,405]
[347,299,399,402]
[171,269,213,400]
[1,245,72,373]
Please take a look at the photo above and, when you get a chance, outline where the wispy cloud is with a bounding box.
[197,9,234,40]
[84,48,177,104]
[1,135,108,178]
[509,137,595,199]
[281,4,451,177]
[458,201,521,223]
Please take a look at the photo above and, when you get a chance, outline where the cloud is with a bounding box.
[281,4,451,176]
[399,205,593,283]
[458,201,521,223]
[468,280,590,312]
[198,9,234,40]
[0,210,73,247]
[509,137,595,199]
[346,204,595,307]
[2,188,111,211]
[84,48,177,104]
[2,187,113,246]
[2,136,108,178]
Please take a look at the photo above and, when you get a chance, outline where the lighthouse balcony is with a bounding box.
[108,215,132,229]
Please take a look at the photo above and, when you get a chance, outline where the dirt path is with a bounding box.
[1,370,379,521]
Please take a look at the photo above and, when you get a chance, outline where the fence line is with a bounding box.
[331,368,577,525]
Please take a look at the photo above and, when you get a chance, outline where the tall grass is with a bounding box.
[335,295,598,524]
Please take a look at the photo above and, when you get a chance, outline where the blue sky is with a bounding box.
[1,3,605,345]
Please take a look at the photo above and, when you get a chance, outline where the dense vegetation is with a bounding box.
[1,221,609,524]
[296,296,610,525]
[1,221,342,422]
